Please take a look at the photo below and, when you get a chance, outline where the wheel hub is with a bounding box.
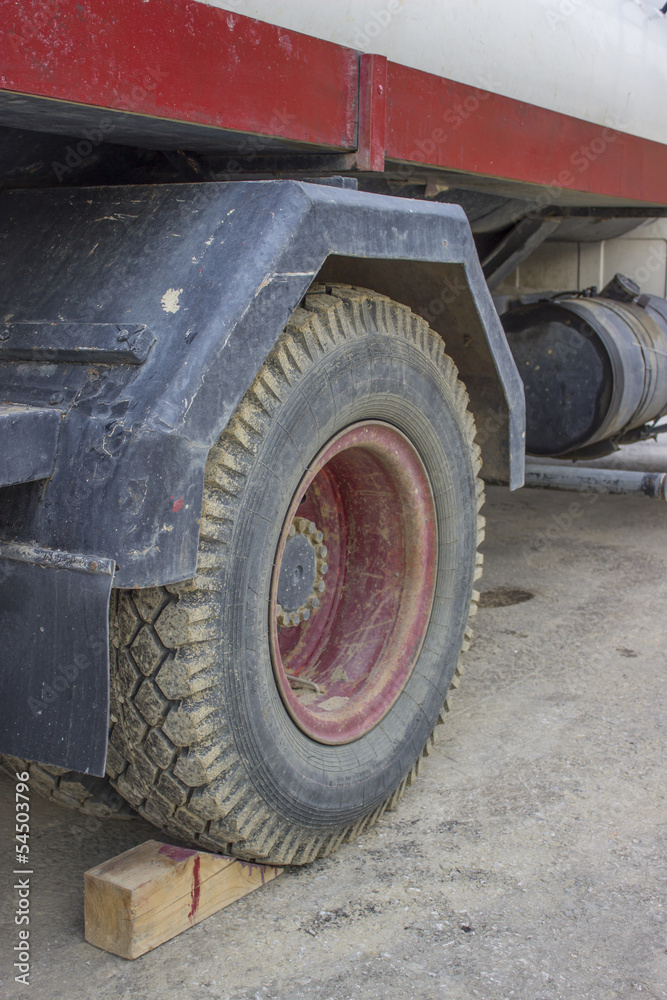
[276,517,328,627]
[269,421,437,745]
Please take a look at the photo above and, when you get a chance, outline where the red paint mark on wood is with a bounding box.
[157,843,197,862]
[189,854,201,922]
[239,860,275,885]
[172,496,184,513]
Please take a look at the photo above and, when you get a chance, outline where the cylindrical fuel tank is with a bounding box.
[502,285,667,457]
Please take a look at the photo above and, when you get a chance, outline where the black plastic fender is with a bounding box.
[0,180,523,586]
[0,180,524,771]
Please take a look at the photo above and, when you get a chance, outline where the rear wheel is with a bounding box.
[107,284,484,864]
[0,754,134,817]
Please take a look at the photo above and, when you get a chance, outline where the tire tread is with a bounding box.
[103,285,484,863]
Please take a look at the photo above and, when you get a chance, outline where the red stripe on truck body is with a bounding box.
[0,0,358,151]
[385,62,667,205]
[2,0,667,205]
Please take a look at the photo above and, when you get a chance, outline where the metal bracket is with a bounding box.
[0,322,155,364]
[0,404,60,487]
[357,54,387,173]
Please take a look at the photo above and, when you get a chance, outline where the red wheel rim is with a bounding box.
[269,421,437,744]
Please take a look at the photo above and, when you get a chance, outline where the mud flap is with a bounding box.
[0,543,114,775]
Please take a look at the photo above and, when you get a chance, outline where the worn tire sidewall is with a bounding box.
[216,331,477,829]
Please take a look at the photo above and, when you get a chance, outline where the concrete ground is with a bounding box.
[1,478,665,1000]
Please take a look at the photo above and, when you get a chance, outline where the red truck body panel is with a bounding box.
[1,0,667,205]
[0,0,358,151]
[385,61,667,207]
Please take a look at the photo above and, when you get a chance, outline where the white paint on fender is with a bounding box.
[161,288,183,314]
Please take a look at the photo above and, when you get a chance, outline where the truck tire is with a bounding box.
[0,754,136,818]
[106,284,484,864]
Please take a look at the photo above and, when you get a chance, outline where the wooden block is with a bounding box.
[84,839,282,959]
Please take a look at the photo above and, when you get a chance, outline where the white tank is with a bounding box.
[197,0,667,144]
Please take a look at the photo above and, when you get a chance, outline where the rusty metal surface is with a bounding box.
[269,422,437,745]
